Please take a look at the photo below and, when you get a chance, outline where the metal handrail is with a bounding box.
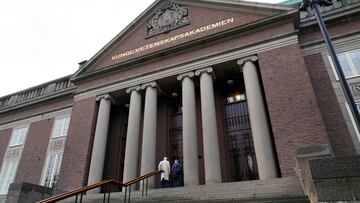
[37,170,162,203]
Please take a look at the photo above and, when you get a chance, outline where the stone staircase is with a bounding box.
[58,176,309,203]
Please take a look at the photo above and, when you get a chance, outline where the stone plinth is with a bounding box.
[5,182,53,203]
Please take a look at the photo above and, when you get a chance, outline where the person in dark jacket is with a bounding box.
[172,159,182,187]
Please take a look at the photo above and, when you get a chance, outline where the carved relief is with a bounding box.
[350,82,360,99]
[147,1,189,38]
[49,139,65,151]
[7,148,21,158]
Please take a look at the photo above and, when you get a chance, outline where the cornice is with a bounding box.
[300,2,360,28]
[0,88,75,114]
[0,106,73,129]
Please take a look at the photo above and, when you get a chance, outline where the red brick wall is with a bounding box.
[15,118,54,184]
[258,43,330,176]
[57,97,98,191]
[304,53,356,156]
[0,128,12,164]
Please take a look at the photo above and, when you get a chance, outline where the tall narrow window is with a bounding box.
[0,161,17,195]
[42,153,63,188]
[9,127,28,147]
[52,117,70,138]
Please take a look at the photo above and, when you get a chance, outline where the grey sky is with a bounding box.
[0,0,281,97]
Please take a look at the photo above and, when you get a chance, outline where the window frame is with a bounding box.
[329,49,360,80]
[41,152,63,188]
[8,126,28,147]
[0,160,18,195]
[51,116,70,139]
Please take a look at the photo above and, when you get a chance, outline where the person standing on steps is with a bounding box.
[158,157,171,188]
[172,159,182,187]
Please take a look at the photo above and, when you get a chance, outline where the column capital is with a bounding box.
[177,72,195,81]
[141,82,157,90]
[96,94,115,103]
[126,86,141,94]
[237,55,258,66]
[194,67,215,78]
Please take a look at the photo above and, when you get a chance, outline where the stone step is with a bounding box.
[57,177,309,203]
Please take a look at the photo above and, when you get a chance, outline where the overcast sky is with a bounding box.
[0,0,282,97]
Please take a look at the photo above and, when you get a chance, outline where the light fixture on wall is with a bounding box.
[172,92,178,98]
[227,79,234,85]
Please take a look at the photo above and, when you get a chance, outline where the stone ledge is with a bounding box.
[309,155,360,179]
[5,182,53,203]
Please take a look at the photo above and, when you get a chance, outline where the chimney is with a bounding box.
[78,60,88,69]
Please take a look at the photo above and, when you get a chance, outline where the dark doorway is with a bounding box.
[167,95,184,186]
[223,84,259,181]
[102,105,128,192]
[168,96,183,164]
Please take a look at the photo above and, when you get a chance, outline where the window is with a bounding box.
[42,153,63,188]
[52,117,70,138]
[0,161,17,195]
[9,127,27,147]
[331,49,360,78]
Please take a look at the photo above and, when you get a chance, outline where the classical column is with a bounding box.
[177,72,199,186]
[140,82,158,189]
[195,67,222,184]
[123,86,142,186]
[87,94,114,188]
[237,56,278,180]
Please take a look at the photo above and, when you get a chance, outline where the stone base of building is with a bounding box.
[4,182,53,203]
[296,145,360,202]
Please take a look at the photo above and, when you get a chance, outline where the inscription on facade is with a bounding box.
[147,1,189,37]
[111,18,235,61]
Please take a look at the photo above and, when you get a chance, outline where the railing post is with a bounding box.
[146,178,149,196]
[75,194,78,203]
[142,179,145,197]
[103,191,106,203]
[124,186,127,203]
[128,186,131,203]
[80,192,83,203]
[107,191,110,203]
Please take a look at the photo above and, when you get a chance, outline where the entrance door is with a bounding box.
[224,94,258,181]
[168,99,183,164]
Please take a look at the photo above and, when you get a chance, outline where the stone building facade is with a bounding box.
[0,0,359,199]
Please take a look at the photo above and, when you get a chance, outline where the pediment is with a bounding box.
[73,0,294,80]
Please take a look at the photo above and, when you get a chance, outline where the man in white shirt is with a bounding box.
[158,157,171,188]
